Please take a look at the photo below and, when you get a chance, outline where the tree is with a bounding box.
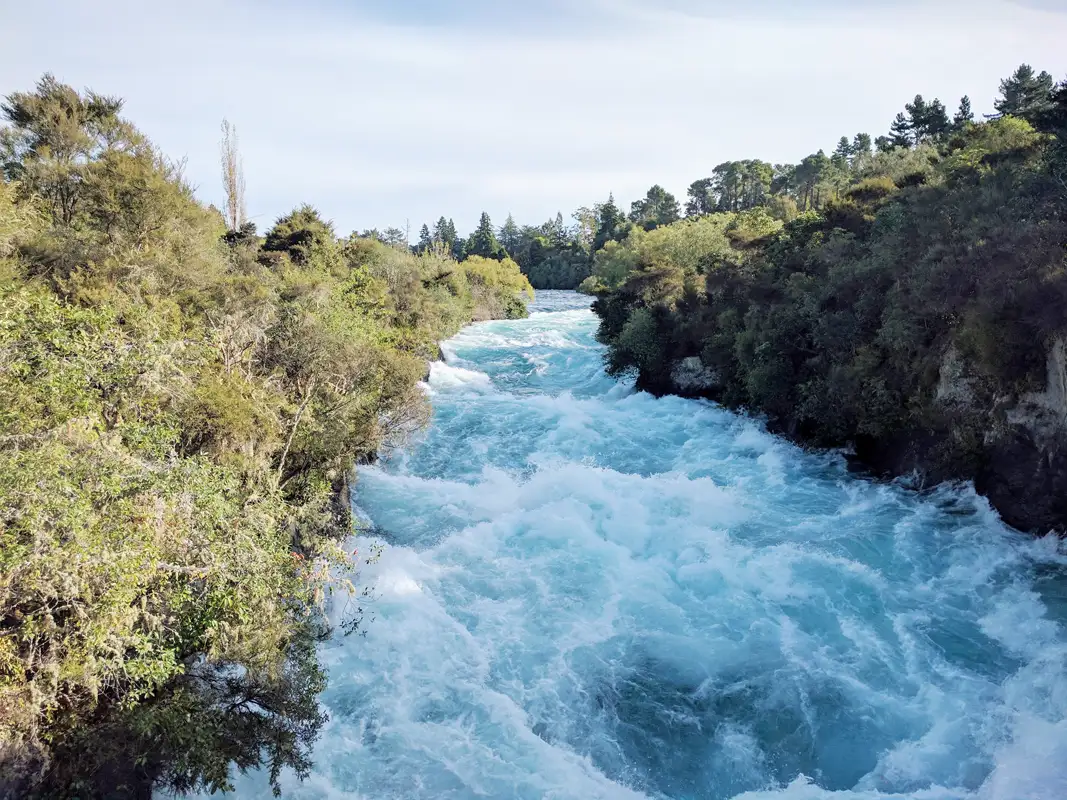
[832,137,852,171]
[417,223,432,252]
[263,204,336,265]
[1037,77,1067,138]
[904,95,949,142]
[498,214,520,254]
[593,193,626,251]
[547,211,568,247]
[572,206,598,253]
[464,211,505,260]
[850,133,873,171]
[0,73,128,226]
[432,216,458,255]
[711,162,743,212]
[771,163,796,196]
[686,178,715,216]
[794,151,832,209]
[380,226,408,250]
[953,95,975,129]
[888,113,913,148]
[925,99,951,140]
[995,64,1055,123]
[904,95,928,139]
[219,119,246,232]
[629,184,680,229]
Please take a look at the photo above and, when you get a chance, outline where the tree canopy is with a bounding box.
[0,75,532,798]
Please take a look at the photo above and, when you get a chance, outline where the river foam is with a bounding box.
[218,291,1067,799]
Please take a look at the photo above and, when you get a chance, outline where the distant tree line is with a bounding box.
[394,65,1060,292]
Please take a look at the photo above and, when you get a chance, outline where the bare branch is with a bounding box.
[220,118,247,232]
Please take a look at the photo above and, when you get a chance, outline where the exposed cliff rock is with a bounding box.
[935,346,977,407]
[669,357,720,396]
[978,337,1067,533]
[660,340,1067,534]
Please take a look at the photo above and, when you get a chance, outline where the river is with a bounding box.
[225,290,1067,799]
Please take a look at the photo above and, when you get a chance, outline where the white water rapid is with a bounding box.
[221,291,1067,800]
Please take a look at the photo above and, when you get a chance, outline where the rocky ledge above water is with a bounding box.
[658,341,1067,535]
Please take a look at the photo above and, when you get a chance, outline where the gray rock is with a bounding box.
[670,357,720,393]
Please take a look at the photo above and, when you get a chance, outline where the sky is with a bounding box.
[2,0,1067,237]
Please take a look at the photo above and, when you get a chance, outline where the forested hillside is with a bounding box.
[587,65,1067,533]
[0,76,531,798]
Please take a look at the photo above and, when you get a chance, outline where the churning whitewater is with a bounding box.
[229,291,1067,799]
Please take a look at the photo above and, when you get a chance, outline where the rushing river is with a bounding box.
[227,291,1067,799]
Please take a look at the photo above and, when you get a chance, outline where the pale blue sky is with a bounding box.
[3,0,1066,237]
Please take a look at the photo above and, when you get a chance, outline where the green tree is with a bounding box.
[572,206,598,253]
[995,64,1055,123]
[686,177,715,216]
[464,211,505,260]
[629,184,680,229]
[794,151,832,209]
[953,95,975,129]
[888,113,913,148]
[417,223,432,252]
[0,73,129,226]
[905,95,949,142]
[833,136,853,167]
[499,213,520,254]
[263,204,336,265]
[593,193,626,251]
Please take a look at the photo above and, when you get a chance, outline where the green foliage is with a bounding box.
[845,176,898,205]
[464,211,505,260]
[262,204,337,266]
[461,255,534,319]
[0,75,531,797]
[995,64,1055,124]
[593,69,1067,490]
[629,184,681,230]
[942,116,1045,174]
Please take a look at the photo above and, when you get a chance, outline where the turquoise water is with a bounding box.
[229,291,1067,799]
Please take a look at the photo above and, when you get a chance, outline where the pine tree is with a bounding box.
[629,184,680,229]
[498,214,520,254]
[852,133,872,155]
[464,212,505,260]
[832,136,852,170]
[888,113,913,148]
[433,216,451,246]
[685,178,715,217]
[552,211,568,247]
[953,95,974,129]
[995,64,1055,123]
[417,224,432,252]
[593,193,625,251]
[905,95,949,142]
[926,99,951,140]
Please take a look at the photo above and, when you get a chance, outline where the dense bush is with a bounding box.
[0,75,531,797]
[593,104,1067,505]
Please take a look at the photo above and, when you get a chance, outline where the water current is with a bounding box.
[223,290,1067,799]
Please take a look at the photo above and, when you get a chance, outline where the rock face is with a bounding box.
[669,357,720,396]
[662,341,1067,534]
[935,346,976,407]
[977,337,1067,533]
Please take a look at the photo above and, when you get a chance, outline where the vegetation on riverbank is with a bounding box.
[587,65,1067,532]
[0,75,530,798]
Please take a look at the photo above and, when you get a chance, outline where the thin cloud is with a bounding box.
[1,0,1066,236]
